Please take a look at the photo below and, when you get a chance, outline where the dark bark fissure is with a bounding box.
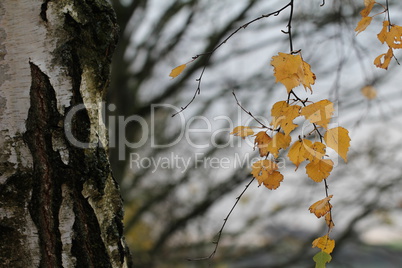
[24,60,113,268]
[40,0,49,22]
[21,2,128,267]
[61,36,114,268]
[60,52,113,266]
[70,183,112,268]
[58,2,126,267]
[25,62,64,268]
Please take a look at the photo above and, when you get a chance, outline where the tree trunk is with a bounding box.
[0,1,132,267]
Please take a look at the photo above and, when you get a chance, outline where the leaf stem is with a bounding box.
[386,0,391,26]
[232,90,271,130]
[288,0,294,53]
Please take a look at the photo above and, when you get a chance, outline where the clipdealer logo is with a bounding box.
[63,101,340,169]
[63,102,268,159]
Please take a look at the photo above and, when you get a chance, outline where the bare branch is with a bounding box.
[173,1,294,116]
[232,90,271,129]
[188,177,255,263]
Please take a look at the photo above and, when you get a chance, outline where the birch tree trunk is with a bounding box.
[0,1,132,267]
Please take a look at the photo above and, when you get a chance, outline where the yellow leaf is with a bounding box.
[287,139,313,169]
[271,101,301,135]
[361,1,376,17]
[312,235,335,254]
[169,64,187,78]
[306,159,333,182]
[271,101,288,128]
[271,53,301,92]
[324,127,351,163]
[386,24,402,49]
[313,142,326,154]
[254,131,272,157]
[309,195,333,218]
[263,171,284,190]
[251,160,277,179]
[374,48,393,69]
[230,126,254,139]
[251,160,283,190]
[325,213,335,230]
[301,100,334,129]
[355,17,373,35]
[377,21,402,49]
[361,85,377,100]
[364,0,375,7]
[304,141,326,163]
[266,132,291,158]
[299,60,316,93]
[377,21,390,44]
[254,131,290,158]
[271,53,316,93]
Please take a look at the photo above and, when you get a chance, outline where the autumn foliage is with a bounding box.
[231,52,350,189]
[168,0,398,266]
[355,0,401,69]
[228,50,350,265]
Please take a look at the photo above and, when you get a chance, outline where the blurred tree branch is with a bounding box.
[107,1,402,267]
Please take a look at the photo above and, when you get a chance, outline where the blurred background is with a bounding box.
[106,0,402,267]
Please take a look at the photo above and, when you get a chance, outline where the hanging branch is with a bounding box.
[282,0,295,52]
[171,1,294,117]
[232,90,271,129]
[187,177,255,263]
[179,0,349,265]
[186,2,298,263]
[385,0,391,25]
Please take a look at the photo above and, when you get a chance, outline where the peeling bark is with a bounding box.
[0,1,132,267]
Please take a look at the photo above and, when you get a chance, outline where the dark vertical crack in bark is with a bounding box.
[59,35,113,268]
[59,3,119,266]
[25,62,63,268]
[25,60,113,267]
[24,1,129,267]
[70,181,112,268]
[40,0,49,22]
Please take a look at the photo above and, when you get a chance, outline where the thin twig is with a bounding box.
[187,177,255,263]
[172,1,293,117]
[386,0,391,26]
[289,90,324,140]
[323,178,334,233]
[292,86,334,234]
[287,0,295,52]
[290,88,333,235]
[280,0,296,53]
[171,56,209,117]
[232,90,271,129]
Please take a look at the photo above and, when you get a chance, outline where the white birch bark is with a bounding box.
[0,1,131,267]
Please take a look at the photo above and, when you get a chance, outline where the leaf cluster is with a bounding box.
[167,1,402,266]
[355,0,401,69]
[230,52,351,266]
[233,52,350,186]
